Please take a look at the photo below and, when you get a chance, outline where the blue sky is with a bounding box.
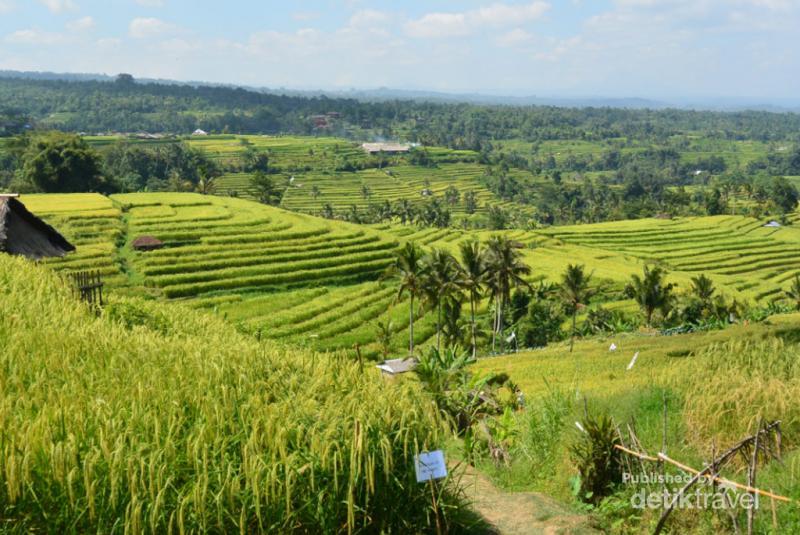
[0,0,798,100]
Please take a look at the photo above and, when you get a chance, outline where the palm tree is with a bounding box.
[786,274,800,311]
[395,199,415,225]
[690,274,716,305]
[387,242,426,356]
[560,264,595,352]
[626,265,675,327]
[422,248,464,352]
[459,239,487,358]
[486,236,531,353]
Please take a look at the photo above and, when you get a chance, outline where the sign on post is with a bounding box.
[415,450,447,482]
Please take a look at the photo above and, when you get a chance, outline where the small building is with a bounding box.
[0,194,75,260]
[361,142,412,155]
[131,235,164,251]
[376,358,417,376]
[192,129,208,136]
[764,220,782,228]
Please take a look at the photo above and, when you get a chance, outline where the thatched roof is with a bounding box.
[132,235,164,251]
[0,195,75,260]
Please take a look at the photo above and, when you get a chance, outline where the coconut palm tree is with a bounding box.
[485,236,531,353]
[626,265,675,327]
[786,274,800,311]
[459,239,487,358]
[422,248,464,352]
[387,242,426,356]
[560,264,595,352]
[690,274,716,305]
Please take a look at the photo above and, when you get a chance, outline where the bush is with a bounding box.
[519,298,564,348]
[569,412,623,505]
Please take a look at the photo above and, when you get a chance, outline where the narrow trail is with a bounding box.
[461,466,601,535]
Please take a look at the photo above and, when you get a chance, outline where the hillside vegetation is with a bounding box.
[18,192,800,362]
[0,253,463,533]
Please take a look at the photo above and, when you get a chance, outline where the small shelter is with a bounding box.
[764,220,782,228]
[132,235,164,251]
[361,142,411,155]
[376,358,418,376]
[192,129,208,136]
[0,194,75,260]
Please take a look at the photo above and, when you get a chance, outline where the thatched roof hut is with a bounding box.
[131,235,164,251]
[0,194,75,260]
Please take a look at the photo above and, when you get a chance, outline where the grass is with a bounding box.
[469,314,800,532]
[0,253,469,533]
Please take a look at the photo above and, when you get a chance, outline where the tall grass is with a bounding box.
[0,255,462,533]
[681,337,800,448]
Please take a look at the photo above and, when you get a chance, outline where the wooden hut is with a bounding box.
[131,235,164,251]
[0,194,75,260]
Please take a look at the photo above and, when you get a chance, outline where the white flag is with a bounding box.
[627,351,639,371]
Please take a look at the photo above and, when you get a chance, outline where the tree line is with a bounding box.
[386,241,794,358]
[2,75,800,150]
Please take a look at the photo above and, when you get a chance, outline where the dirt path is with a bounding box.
[461,466,601,535]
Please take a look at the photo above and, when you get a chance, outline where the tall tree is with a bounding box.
[20,132,107,193]
[459,239,487,358]
[626,265,675,327]
[786,274,800,311]
[690,274,716,305]
[486,236,531,353]
[387,242,426,356]
[560,264,594,352]
[422,248,464,352]
[250,171,281,205]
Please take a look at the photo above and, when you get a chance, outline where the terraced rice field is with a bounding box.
[538,214,800,302]
[280,163,502,215]
[21,192,800,358]
[113,193,400,298]
[20,193,126,285]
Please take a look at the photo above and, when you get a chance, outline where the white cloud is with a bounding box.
[129,17,175,38]
[96,37,122,48]
[0,0,14,14]
[66,16,94,32]
[348,9,391,28]
[495,28,534,47]
[405,1,550,38]
[38,0,77,13]
[135,0,164,6]
[291,11,320,22]
[5,28,63,44]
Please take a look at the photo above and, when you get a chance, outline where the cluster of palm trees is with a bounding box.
[388,236,532,358]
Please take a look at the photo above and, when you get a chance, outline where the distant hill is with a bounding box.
[2,69,798,112]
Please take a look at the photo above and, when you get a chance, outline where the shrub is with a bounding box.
[519,298,564,348]
[569,412,623,505]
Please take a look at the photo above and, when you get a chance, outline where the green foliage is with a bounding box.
[250,170,282,205]
[560,263,595,351]
[625,265,676,326]
[569,411,623,505]
[19,132,108,193]
[519,298,564,348]
[414,347,476,427]
[787,274,800,311]
[103,140,219,192]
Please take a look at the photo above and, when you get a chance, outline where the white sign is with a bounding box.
[415,450,447,482]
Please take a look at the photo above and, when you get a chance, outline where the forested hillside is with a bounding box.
[3,75,800,148]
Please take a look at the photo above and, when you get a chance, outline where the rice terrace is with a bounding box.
[3,2,800,533]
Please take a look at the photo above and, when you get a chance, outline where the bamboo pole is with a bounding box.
[613,445,793,504]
